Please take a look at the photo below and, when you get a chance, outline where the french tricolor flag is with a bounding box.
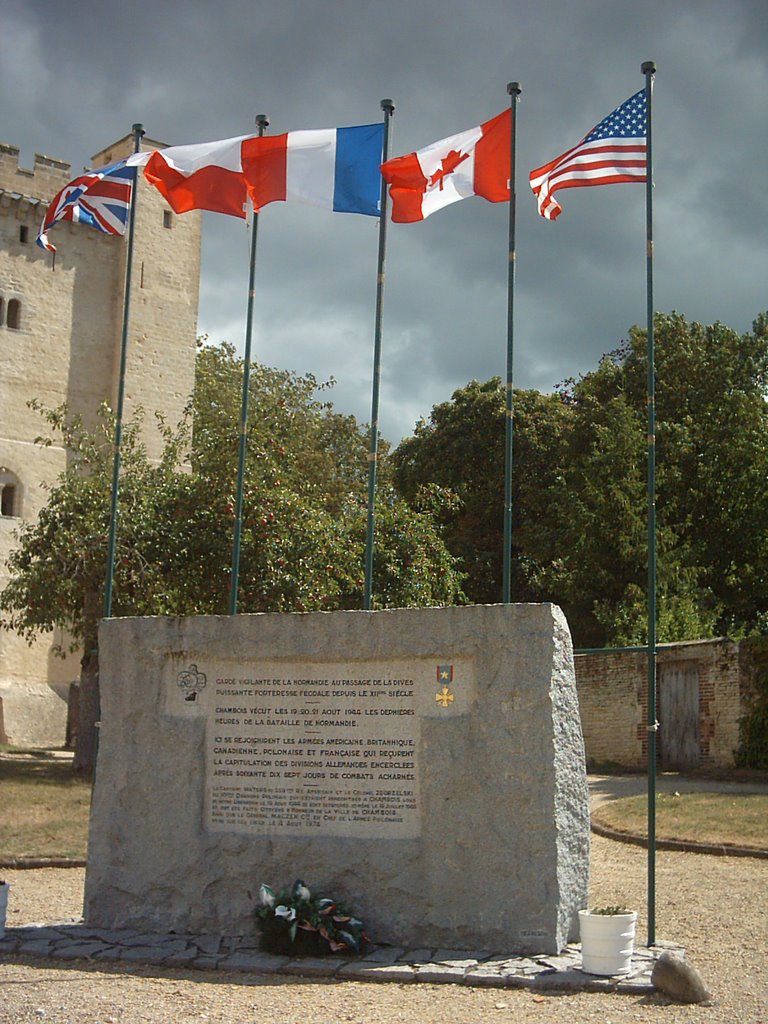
[133,124,384,220]
[243,125,383,216]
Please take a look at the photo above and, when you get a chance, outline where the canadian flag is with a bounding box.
[380,109,511,223]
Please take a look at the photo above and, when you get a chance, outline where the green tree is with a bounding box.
[392,312,768,647]
[551,352,720,647]
[633,313,768,635]
[565,312,768,643]
[1,343,462,772]
[191,342,386,516]
[546,358,649,645]
[392,378,568,605]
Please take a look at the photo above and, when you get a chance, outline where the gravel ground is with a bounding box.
[1,835,766,1023]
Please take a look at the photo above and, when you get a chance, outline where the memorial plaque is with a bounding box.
[166,658,473,838]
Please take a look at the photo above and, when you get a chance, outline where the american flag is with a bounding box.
[37,159,135,252]
[529,88,647,221]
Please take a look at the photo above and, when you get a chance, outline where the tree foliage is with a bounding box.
[393,379,569,605]
[735,636,768,770]
[392,312,768,648]
[2,342,462,641]
[1,342,463,769]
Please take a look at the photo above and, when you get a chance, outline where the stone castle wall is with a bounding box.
[0,135,201,746]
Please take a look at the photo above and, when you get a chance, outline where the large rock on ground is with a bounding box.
[652,951,712,1004]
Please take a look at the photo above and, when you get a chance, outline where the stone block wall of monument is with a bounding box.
[0,134,202,746]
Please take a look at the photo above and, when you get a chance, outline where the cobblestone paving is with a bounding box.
[0,920,683,993]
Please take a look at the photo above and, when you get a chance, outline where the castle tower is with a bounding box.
[0,134,202,745]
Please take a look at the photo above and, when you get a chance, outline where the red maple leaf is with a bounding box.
[429,149,470,191]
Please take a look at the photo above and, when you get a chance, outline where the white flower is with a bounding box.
[294,882,311,902]
[275,905,296,921]
[258,884,275,908]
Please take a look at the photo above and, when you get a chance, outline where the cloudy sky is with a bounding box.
[3,0,767,443]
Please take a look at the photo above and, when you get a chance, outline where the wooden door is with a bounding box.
[658,662,700,771]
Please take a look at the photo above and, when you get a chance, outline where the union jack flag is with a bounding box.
[37,159,135,252]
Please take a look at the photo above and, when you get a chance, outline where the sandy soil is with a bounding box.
[1,835,766,1023]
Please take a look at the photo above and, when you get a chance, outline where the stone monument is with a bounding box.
[85,604,590,954]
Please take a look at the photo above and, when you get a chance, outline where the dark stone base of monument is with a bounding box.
[85,605,591,954]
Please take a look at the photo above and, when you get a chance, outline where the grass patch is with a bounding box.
[3,749,765,860]
[593,792,768,850]
[0,752,91,860]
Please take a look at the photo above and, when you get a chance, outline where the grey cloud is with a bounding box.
[4,0,767,441]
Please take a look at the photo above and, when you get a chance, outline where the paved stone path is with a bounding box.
[0,920,683,993]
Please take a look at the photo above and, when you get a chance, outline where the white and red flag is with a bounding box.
[380,109,511,223]
[129,135,254,219]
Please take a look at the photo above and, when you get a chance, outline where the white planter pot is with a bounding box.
[579,909,637,976]
[0,882,9,939]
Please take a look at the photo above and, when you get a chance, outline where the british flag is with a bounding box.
[36,159,135,252]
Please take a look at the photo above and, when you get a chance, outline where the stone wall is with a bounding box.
[574,648,646,768]
[85,605,591,954]
[0,136,201,746]
[574,638,756,770]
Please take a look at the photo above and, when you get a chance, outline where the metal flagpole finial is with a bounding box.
[380,99,395,113]
[131,125,145,155]
[641,61,656,76]
[255,114,269,129]
[507,82,522,96]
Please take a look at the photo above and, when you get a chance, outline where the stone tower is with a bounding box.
[0,133,202,745]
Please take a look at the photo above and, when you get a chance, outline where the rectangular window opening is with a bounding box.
[1,485,16,517]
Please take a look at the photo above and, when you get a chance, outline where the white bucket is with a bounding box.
[0,883,8,939]
[579,909,637,976]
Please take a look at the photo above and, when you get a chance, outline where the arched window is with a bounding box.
[7,298,21,330]
[0,469,21,518]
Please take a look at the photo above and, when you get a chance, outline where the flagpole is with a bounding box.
[229,113,269,615]
[104,122,145,619]
[502,82,521,604]
[363,99,395,611]
[642,59,658,948]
